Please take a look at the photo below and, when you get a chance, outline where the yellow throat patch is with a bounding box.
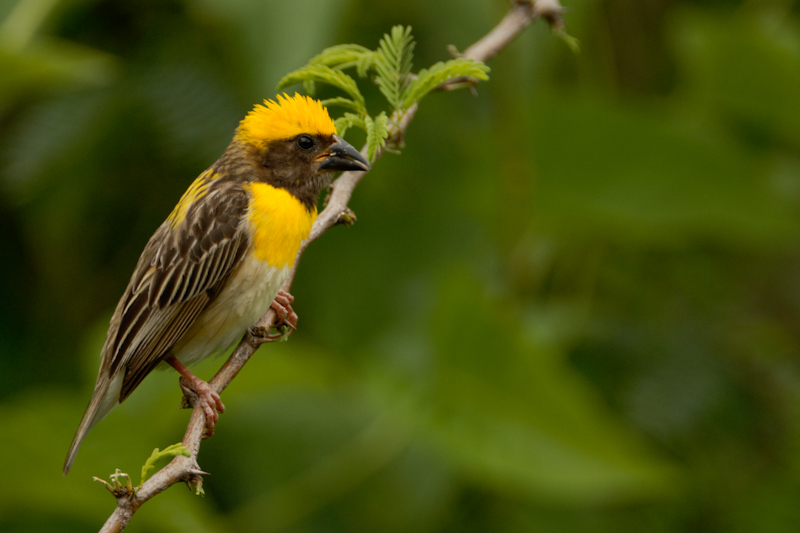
[237,93,336,146]
[246,182,317,267]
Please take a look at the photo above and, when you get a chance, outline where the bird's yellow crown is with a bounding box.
[236,93,336,146]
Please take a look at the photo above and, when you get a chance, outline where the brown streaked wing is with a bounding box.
[118,295,208,400]
[102,181,251,401]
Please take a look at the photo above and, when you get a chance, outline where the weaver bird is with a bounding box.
[64,93,369,475]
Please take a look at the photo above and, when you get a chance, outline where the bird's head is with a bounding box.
[230,93,369,208]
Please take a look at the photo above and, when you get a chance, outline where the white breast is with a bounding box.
[171,252,290,366]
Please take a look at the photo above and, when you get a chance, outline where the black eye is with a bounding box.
[296,135,315,150]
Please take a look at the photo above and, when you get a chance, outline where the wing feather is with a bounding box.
[101,180,251,401]
[119,296,208,400]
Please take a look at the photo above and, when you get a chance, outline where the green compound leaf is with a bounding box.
[374,25,415,110]
[403,58,490,108]
[320,96,363,113]
[365,111,390,162]
[309,43,376,76]
[277,26,489,156]
[278,64,366,113]
[334,112,366,138]
[140,442,191,486]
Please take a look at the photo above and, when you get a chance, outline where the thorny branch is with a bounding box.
[98,1,568,530]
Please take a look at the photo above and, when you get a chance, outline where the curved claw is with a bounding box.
[168,356,225,438]
[269,289,298,339]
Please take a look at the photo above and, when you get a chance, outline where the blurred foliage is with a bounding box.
[1,0,800,531]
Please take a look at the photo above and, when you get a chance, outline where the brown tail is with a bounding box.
[63,371,123,475]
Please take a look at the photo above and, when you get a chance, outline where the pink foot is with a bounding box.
[167,356,225,438]
[271,289,298,330]
[253,289,298,341]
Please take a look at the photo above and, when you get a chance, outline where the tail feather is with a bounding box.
[63,372,124,475]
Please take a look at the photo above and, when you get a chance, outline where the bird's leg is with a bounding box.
[165,356,225,439]
[250,289,299,341]
[271,289,298,331]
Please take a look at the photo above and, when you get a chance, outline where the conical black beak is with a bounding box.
[319,135,370,172]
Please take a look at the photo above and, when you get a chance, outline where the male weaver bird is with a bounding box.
[63,93,369,475]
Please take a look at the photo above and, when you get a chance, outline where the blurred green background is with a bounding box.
[2,0,800,531]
